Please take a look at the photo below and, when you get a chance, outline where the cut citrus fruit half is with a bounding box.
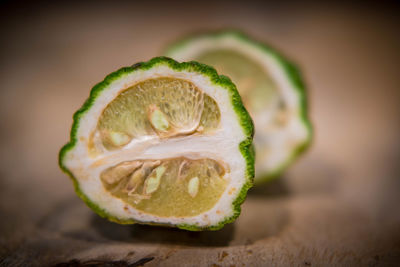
[165,30,312,183]
[59,57,254,230]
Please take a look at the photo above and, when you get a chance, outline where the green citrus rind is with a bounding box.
[165,30,312,183]
[58,56,254,231]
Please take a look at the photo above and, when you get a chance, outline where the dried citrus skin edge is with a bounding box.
[58,57,254,231]
[165,30,312,184]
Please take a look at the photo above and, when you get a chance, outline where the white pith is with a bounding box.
[63,64,248,227]
[167,34,309,179]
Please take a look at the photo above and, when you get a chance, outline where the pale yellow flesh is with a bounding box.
[97,77,221,149]
[101,158,228,217]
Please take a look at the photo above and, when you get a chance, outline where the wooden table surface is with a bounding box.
[0,2,399,266]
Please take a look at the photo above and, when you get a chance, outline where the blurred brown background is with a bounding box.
[0,1,399,266]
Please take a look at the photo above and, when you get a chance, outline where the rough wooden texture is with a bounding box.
[0,2,399,266]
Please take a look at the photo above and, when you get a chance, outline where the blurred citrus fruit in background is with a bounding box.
[165,30,312,183]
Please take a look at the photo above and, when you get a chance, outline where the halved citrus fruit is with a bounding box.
[59,57,254,230]
[165,30,312,183]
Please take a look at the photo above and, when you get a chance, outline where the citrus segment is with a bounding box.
[97,77,220,150]
[101,157,228,217]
